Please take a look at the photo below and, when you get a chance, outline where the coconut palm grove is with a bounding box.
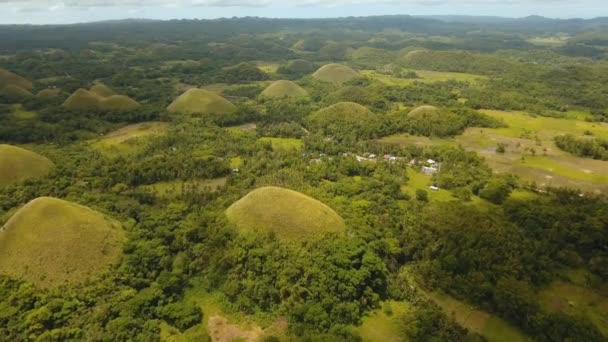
[1,14,608,341]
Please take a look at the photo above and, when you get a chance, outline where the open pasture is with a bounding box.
[90,122,169,157]
[361,69,487,86]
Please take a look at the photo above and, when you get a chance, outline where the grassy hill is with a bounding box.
[284,59,314,74]
[0,197,125,288]
[0,144,54,185]
[63,88,140,111]
[167,88,237,115]
[350,47,396,68]
[0,68,33,91]
[100,95,141,111]
[0,85,33,103]
[260,80,308,99]
[90,122,169,157]
[63,88,103,110]
[312,63,359,85]
[226,186,345,240]
[325,86,381,107]
[90,83,117,97]
[36,88,62,98]
[307,102,380,138]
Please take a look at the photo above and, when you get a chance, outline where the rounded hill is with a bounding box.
[260,80,308,99]
[0,68,33,91]
[90,84,116,97]
[100,95,141,111]
[285,59,314,74]
[312,63,359,85]
[405,105,466,137]
[0,85,33,103]
[36,88,62,99]
[226,186,345,241]
[308,102,380,138]
[0,145,54,185]
[325,86,384,108]
[167,88,237,115]
[0,197,125,288]
[63,88,102,110]
[408,105,439,117]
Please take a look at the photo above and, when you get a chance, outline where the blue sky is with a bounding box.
[0,0,606,25]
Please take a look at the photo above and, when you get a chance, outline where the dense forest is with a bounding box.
[0,14,607,342]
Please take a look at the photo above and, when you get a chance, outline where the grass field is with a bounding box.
[160,285,283,342]
[427,292,530,342]
[230,156,244,169]
[0,197,124,288]
[258,137,303,151]
[401,169,455,202]
[379,110,608,193]
[539,282,608,336]
[361,69,487,86]
[140,178,227,199]
[226,186,346,240]
[90,122,169,157]
[0,144,54,185]
[356,301,412,342]
[10,104,37,119]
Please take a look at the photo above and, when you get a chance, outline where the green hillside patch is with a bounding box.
[0,68,33,90]
[90,83,116,97]
[140,178,227,199]
[401,169,455,202]
[226,186,346,241]
[308,102,380,139]
[0,144,54,186]
[258,137,303,151]
[10,104,37,120]
[350,47,396,68]
[283,59,314,74]
[36,88,62,99]
[539,282,608,336]
[361,69,487,86]
[167,88,237,115]
[63,88,103,110]
[260,80,308,99]
[91,122,169,157]
[427,292,530,342]
[356,301,412,342]
[0,197,125,288]
[0,85,33,103]
[99,95,141,111]
[312,63,359,85]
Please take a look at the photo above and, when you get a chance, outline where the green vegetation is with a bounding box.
[0,68,32,90]
[0,197,125,288]
[167,88,237,115]
[0,144,54,185]
[307,102,380,140]
[90,122,168,157]
[258,137,303,151]
[278,59,315,75]
[90,83,116,97]
[62,88,102,110]
[0,14,608,342]
[100,95,142,111]
[226,186,346,240]
[260,80,308,99]
[555,134,608,160]
[312,63,359,85]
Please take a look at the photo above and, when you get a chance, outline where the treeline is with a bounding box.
[555,134,608,160]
